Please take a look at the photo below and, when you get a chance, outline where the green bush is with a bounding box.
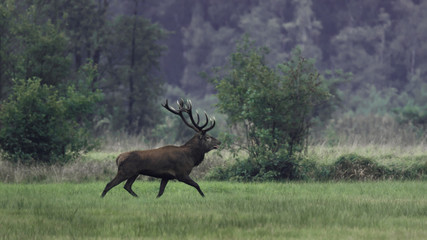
[209,37,336,181]
[213,40,331,155]
[393,74,427,132]
[329,154,388,180]
[0,78,102,164]
[207,152,313,182]
[208,152,427,182]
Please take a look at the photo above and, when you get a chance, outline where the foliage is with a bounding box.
[0,0,18,96]
[330,154,388,181]
[1,0,167,137]
[208,151,427,182]
[327,153,427,181]
[17,17,71,86]
[394,101,427,132]
[136,0,427,130]
[3,0,427,143]
[211,37,332,180]
[0,1,70,98]
[208,153,306,182]
[102,12,168,134]
[393,74,427,132]
[0,77,102,165]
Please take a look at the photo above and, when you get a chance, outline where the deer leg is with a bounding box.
[177,176,205,197]
[124,175,139,197]
[156,178,169,198]
[101,173,128,198]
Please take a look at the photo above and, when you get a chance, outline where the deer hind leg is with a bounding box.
[101,173,128,198]
[124,175,139,197]
[156,178,169,198]
[178,176,205,197]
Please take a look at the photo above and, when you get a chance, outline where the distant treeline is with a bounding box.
[140,0,427,128]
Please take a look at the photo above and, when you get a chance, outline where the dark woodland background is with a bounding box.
[1,0,426,142]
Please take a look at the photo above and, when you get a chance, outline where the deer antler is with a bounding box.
[162,98,216,134]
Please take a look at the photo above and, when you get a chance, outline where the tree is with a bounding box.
[390,0,427,90]
[0,0,18,97]
[18,19,71,86]
[330,5,392,91]
[180,1,238,95]
[211,37,332,180]
[32,0,109,90]
[394,71,427,132]
[0,0,71,97]
[237,0,291,65]
[282,0,323,60]
[103,1,167,134]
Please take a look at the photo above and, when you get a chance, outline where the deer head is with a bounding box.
[162,98,220,151]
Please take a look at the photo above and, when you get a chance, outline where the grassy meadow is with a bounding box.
[0,132,426,239]
[0,181,426,239]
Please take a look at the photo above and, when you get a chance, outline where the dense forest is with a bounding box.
[1,0,426,144]
[144,0,426,122]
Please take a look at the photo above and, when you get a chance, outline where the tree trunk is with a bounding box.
[127,0,138,134]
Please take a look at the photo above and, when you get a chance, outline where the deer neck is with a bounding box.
[183,135,206,166]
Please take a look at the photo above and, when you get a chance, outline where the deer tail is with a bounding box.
[115,156,120,166]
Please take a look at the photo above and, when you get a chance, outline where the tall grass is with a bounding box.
[1,114,426,183]
[0,158,117,183]
[0,149,226,183]
[1,143,425,183]
[308,143,427,166]
[313,114,426,146]
[0,181,426,239]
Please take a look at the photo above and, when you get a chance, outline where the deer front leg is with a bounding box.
[157,178,169,198]
[124,175,139,197]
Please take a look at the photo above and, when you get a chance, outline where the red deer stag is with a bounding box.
[101,99,221,198]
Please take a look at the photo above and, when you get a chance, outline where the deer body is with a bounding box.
[101,99,220,198]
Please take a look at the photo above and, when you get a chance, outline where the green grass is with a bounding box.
[1,181,426,239]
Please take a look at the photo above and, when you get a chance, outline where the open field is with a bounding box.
[0,181,426,239]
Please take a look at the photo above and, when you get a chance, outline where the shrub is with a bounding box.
[329,154,388,180]
[0,78,102,165]
[213,39,331,156]
[394,74,427,133]
[207,152,315,182]
[209,36,338,181]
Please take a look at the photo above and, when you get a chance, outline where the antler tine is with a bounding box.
[177,98,185,109]
[202,116,216,133]
[162,99,179,114]
[163,99,217,133]
[185,100,204,131]
[163,99,199,132]
[195,110,201,125]
[198,112,210,129]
